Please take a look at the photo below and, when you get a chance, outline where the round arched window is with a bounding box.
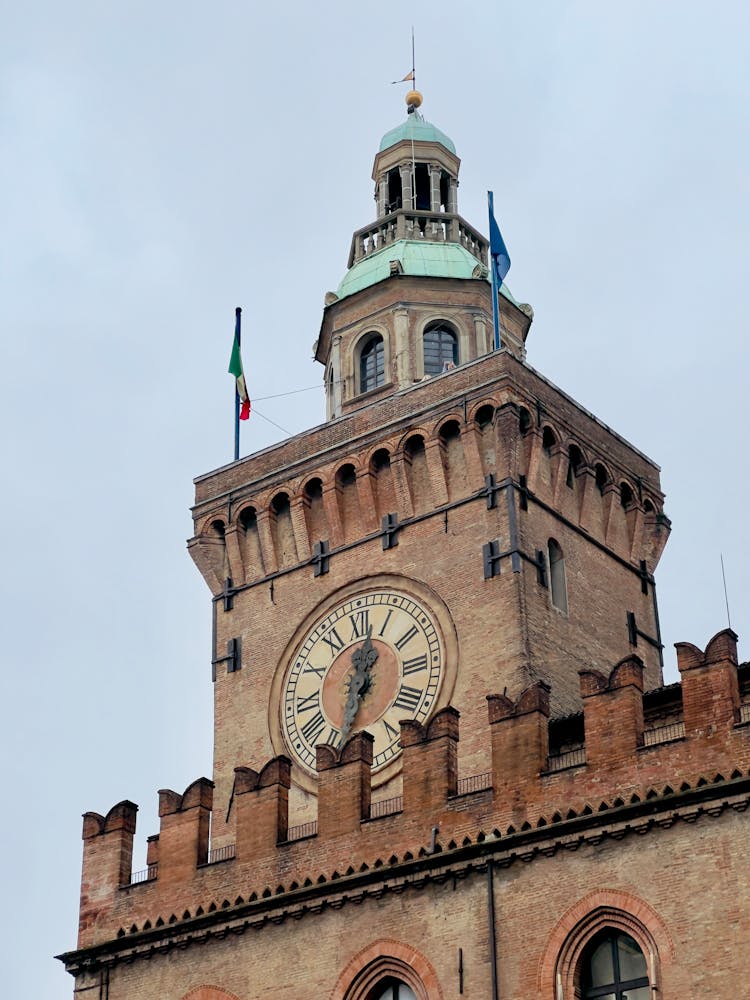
[423,323,458,375]
[369,980,417,1000]
[360,335,385,393]
[581,931,650,999]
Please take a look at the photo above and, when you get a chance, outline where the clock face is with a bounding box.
[280,588,445,777]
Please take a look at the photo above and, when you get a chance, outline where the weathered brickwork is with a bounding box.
[190,349,669,834]
[60,630,750,998]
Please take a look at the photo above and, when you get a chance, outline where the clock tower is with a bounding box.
[188,93,670,841]
[62,96,750,1000]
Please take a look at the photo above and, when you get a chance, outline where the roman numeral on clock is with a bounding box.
[321,627,345,655]
[349,610,370,639]
[394,625,419,650]
[382,718,399,742]
[296,690,320,714]
[393,683,422,711]
[301,711,326,744]
[302,663,326,679]
[402,653,428,675]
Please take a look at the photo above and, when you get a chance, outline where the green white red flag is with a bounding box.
[228,320,250,420]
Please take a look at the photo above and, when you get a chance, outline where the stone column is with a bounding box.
[472,310,490,356]
[429,163,441,212]
[390,452,414,518]
[393,307,411,387]
[330,335,343,416]
[448,178,458,214]
[399,162,414,211]
[377,173,387,216]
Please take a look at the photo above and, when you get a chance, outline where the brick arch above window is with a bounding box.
[181,987,242,1000]
[537,889,675,999]
[332,938,443,1000]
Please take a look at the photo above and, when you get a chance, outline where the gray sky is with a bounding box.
[2,3,749,996]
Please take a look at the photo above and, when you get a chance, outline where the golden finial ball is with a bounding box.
[406,89,423,109]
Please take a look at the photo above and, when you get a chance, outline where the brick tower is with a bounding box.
[59,95,750,1000]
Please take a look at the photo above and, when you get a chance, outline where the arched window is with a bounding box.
[423,323,458,375]
[360,335,385,393]
[369,980,417,1000]
[580,930,650,999]
[548,538,568,613]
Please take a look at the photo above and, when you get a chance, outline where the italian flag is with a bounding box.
[228,326,251,420]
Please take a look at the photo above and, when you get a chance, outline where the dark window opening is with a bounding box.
[439,172,450,212]
[387,168,402,212]
[439,419,461,444]
[210,520,225,538]
[581,930,650,999]
[414,163,430,210]
[475,404,495,430]
[336,464,357,488]
[542,427,556,456]
[238,507,257,531]
[304,478,323,502]
[371,448,391,473]
[519,407,532,435]
[404,434,425,463]
[271,493,290,517]
[360,335,385,393]
[423,323,458,375]
[643,498,655,514]
[567,444,584,487]
[595,463,610,495]
[620,482,635,508]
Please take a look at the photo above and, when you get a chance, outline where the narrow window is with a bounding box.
[580,930,650,999]
[359,335,385,393]
[566,444,583,488]
[387,168,402,212]
[620,482,635,509]
[414,163,430,210]
[423,323,458,375]
[548,539,568,613]
[595,463,610,496]
[518,407,531,435]
[542,427,556,456]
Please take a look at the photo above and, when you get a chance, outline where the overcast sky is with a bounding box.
[2,3,749,996]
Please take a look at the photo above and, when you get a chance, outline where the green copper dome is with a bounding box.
[378,113,456,154]
[336,239,518,305]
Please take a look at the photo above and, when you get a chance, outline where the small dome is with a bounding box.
[378,113,456,154]
[336,240,518,305]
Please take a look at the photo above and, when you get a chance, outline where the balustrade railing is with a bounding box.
[546,748,587,772]
[369,796,403,819]
[285,820,318,842]
[643,722,685,747]
[128,864,157,886]
[348,211,489,267]
[455,772,492,796]
[206,843,236,864]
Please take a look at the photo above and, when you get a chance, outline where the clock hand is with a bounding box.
[340,627,379,743]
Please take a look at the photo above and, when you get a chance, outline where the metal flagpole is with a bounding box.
[488,192,501,351]
[234,306,241,462]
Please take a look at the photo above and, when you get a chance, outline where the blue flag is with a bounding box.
[488,191,510,286]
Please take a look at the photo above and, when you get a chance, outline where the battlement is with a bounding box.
[74,628,750,955]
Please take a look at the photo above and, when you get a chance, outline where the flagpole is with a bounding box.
[234,307,242,461]
[488,192,501,351]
